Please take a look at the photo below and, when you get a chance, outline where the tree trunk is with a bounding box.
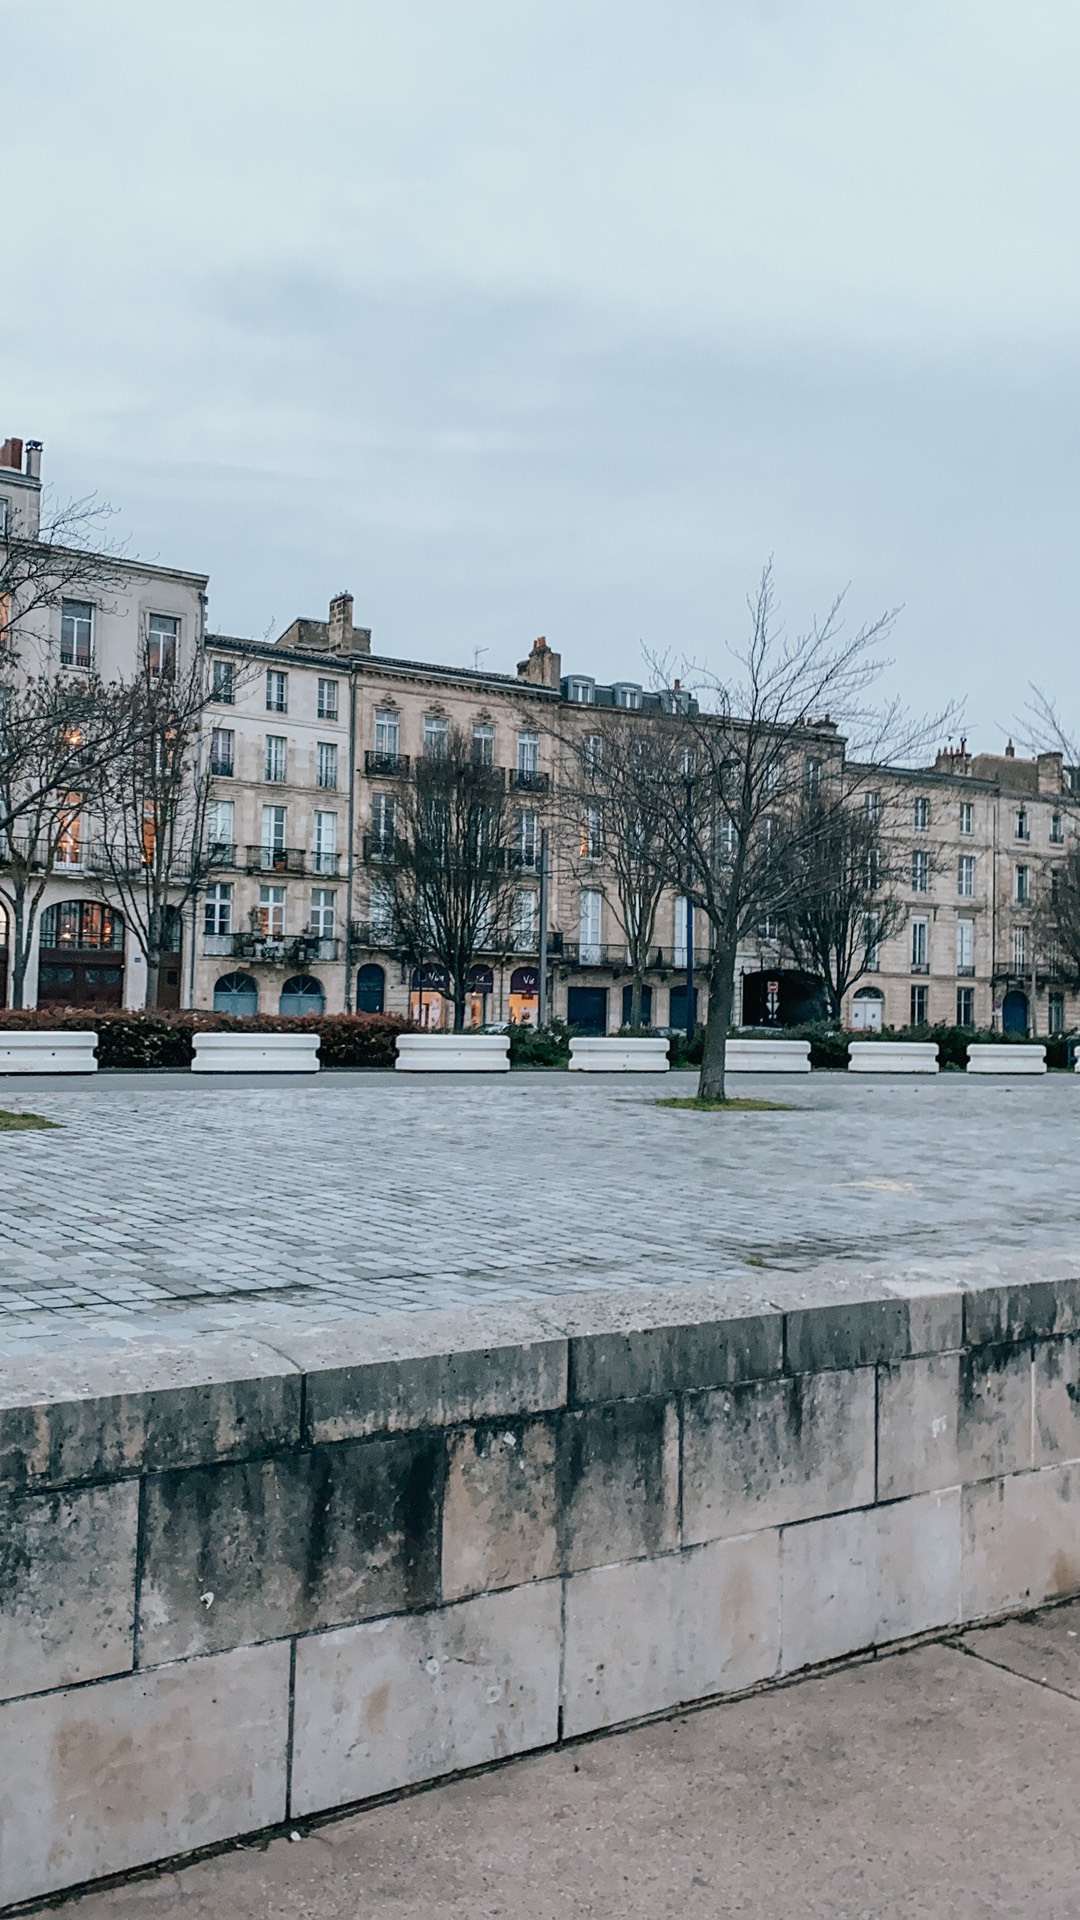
[697,954,735,1101]
[629,975,644,1027]
[144,950,160,1011]
[452,974,467,1032]
[9,889,28,1010]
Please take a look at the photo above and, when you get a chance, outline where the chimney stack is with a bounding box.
[516,634,562,689]
[25,441,42,480]
[0,438,23,471]
[328,591,354,654]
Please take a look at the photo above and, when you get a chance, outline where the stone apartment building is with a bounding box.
[2,432,1077,1033]
[0,437,208,1013]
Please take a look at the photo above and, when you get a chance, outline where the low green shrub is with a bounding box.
[506,1019,572,1068]
[0,1008,413,1069]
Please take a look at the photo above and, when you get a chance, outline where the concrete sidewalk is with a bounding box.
[51,1602,1080,1920]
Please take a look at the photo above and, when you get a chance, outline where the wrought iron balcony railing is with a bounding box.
[365,750,411,777]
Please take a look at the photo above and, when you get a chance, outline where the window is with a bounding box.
[517,730,540,775]
[956,919,975,975]
[958,854,975,897]
[674,895,689,968]
[472,723,495,765]
[580,802,603,860]
[204,883,233,938]
[583,734,602,770]
[910,917,929,972]
[261,804,286,863]
[579,888,602,964]
[1051,812,1065,845]
[959,801,973,835]
[258,885,286,937]
[567,678,594,703]
[1051,867,1063,906]
[1049,991,1066,1034]
[514,890,539,952]
[212,659,234,703]
[862,912,880,971]
[375,709,400,756]
[910,984,928,1024]
[0,499,7,537]
[424,714,449,758]
[913,796,930,830]
[55,796,83,868]
[865,847,881,892]
[1014,865,1030,904]
[317,678,339,721]
[266,669,288,713]
[207,799,234,860]
[804,757,821,796]
[317,741,338,790]
[213,971,258,1016]
[60,600,93,668]
[369,878,394,940]
[1014,807,1030,841]
[265,734,287,783]
[957,986,975,1028]
[313,810,337,873]
[1012,924,1028,971]
[370,792,396,858]
[41,900,124,950]
[863,791,881,822]
[911,849,930,893]
[613,683,642,709]
[210,727,234,776]
[147,612,178,676]
[310,889,335,939]
[516,808,538,869]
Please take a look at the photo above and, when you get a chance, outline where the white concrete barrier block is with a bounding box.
[848,1042,939,1074]
[966,1045,1047,1075]
[395,1033,511,1072]
[0,1031,98,1074]
[568,1037,670,1073]
[191,1032,320,1073]
[725,1040,812,1074]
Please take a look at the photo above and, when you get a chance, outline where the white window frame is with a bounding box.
[910,916,929,971]
[957,853,975,898]
[266,669,288,714]
[258,885,286,937]
[956,918,975,974]
[579,887,602,964]
[313,810,337,873]
[60,599,94,669]
[317,741,338,790]
[204,882,233,939]
[424,714,449,758]
[147,612,178,676]
[317,677,339,721]
[959,801,973,835]
[911,849,930,894]
[310,888,336,939]
[265,734,287,783]
[374,709,400,755]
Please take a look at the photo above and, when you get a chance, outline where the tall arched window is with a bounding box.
[280,975,325,1016]
[213,972,258,1016]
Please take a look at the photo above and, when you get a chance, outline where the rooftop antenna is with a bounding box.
[473,645,488,672]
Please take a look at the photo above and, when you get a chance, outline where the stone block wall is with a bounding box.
[4,1278,1080,1907]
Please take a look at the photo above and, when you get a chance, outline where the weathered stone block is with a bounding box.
[780,1491,961,1673]
[878,1346,1033,1501]
[0,1481,138,1701]
[300,1340,567,1445]
[964,1278,1080,1350]
[0,1341,302,1492]
[0,1642,289,1906]
[784,1298,918,1375]
[682,1367,875,1544]
[557,1399,678,1573]
[1034,1335,1080,1467]
[291,1580,561,1816]
[568,1314,782,1407]
[562,1531,780,1736]
[442,1416,558,1601]
[962,1465,1080,1619]
[138,1433,442,1663]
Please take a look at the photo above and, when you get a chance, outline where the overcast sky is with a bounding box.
[4,0,1079,745]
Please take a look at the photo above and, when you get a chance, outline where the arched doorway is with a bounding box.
[567,985,608,1033]
[741,968,828,1028]
[1002,989,1028,1035]
[280,975,325,1016]
[213,971,258,1016]
[509,964,538,1027]
[850,986,885,1032]
[38,900,125,1008]
[356,963,385,1014]
[621,983,653,1027]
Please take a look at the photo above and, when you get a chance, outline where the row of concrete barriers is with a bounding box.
[0,1031,1064,1074]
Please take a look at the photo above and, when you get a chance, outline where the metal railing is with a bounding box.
[365,750,410,777]
[203,931,341,963]
[244,844,307,875]
[509,769,550,793]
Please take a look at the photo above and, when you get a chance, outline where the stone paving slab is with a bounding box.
[0,1072,1078,1355]
[48,1609,1080,1919]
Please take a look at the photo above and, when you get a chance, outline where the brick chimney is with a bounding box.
[328,592,353,653]
[0,438,23,470]
[516,635,561,689]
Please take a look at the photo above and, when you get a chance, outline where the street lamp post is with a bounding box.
[684,774,695,1044]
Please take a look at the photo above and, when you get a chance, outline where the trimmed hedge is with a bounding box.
[0,1009,413,1070]
[506,1018,572,1068]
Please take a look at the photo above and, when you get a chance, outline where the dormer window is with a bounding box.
[566,677,595,704]
[612,683,642,710]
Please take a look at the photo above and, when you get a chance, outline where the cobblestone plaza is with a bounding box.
[0,1071,1077,1351]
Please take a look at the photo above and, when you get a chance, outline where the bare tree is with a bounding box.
[556,710,686,1027]
[658,564,943,1100]
[382,727,523,1030]
[90,641,213,1009]
[1033,843,1080,987]
[1,491,126,660]
[776,788,911,1020]
[0,672,129,1005]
